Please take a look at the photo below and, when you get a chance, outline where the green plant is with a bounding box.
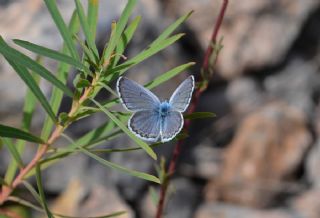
[0,0,217,217]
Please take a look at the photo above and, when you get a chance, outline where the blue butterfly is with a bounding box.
[117,75,195,142]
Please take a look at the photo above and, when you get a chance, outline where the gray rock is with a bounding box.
[48,179,135,218]
[43,153,89,193]
[306,140,320,187]
[140,178,200,218]
[290,188,320,218]
[164,0,320,78]
[165,178,201,218]
[226,77,265,115]
[194,203,296,218]
[206,102,311,207]
[109,137,154,201]
[182,140,223,180]
[264,58,320,117]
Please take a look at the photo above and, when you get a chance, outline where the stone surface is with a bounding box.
[226,77,265,115]
[49,179,134,218]
[140,178,200,218]
[165,178,201,218]
[194,203,295,218]
[43,154,88,193]
[306,140,320,187]
[166,0,320,78]
[183,141,223,179]
[264,58,320,117]
[206,102,312,207]
[109,139,154,201]
[290,188,320,218]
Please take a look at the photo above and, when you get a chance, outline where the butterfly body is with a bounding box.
[117,76,194,142]
[158,101,171,117]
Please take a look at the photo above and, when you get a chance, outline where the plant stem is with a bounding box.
[0,76,98,205]
[155,1,228,217]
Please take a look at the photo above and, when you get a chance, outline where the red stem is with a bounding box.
[155,1,228,217]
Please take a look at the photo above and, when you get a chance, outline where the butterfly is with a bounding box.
[116,75,195,142]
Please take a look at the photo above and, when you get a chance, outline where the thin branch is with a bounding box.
[155,1,229,217]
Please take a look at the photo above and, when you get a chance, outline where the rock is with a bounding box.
[49,179,134,218]
[139,186,158,218]
[226,77,265,115]
[290,188,320,218]
[165,178,201,218]
[165,0,320,78]
[181,140,223,180]
[0,149,10,176]
[264,58,320,117]
[194,202,295,218]
[109,140,154,201]
[140,178,200,218]
[43,153,88,193]
[306,139,320,187]
[206,102,311,207]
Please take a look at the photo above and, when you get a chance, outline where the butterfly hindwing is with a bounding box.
[117,77,160,112]
[160,111,183,142]
[169,75,194,112]
[128,110,161,141]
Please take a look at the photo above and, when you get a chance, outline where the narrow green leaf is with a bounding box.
[2,137,24,168]
[34,121,118,174]
[9,195,125,218]
[112,16,141,67]
[5,70,41,184]
[76,78,91,88]
[0,124,44,144]
[149,186,159,206]
[87,0,99,40]
[102,0,137,64]
[0,176,9,186]
[74,0,99,58]
[14,39,89,72]
[35,164,54,218]
[41,10,80,140]
[5,58,57,123]
[73,34,98,66]
[98,82,118,97]
[184,112,216,120]
[55,211,127,218]
[81,147,160,183]
[21,70,41,131]
[149,11,193,48]
[7,196,44,213]
[22,181,42,205]
[105,33,185,81]
[91,98,157,160]
[0,37,73,97]
[43,0,79,60]
[175,131,189,140]
[89,141,162,154]
[145,62,195,89]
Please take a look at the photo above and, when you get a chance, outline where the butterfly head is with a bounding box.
[159,101,171,117]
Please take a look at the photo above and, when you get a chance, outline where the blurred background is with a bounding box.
[1,0,320,217]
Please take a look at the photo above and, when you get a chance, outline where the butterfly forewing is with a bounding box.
[161,111,184,142]
[169,75,195,112]
[117,77,160,112]
[128,110,161,141]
